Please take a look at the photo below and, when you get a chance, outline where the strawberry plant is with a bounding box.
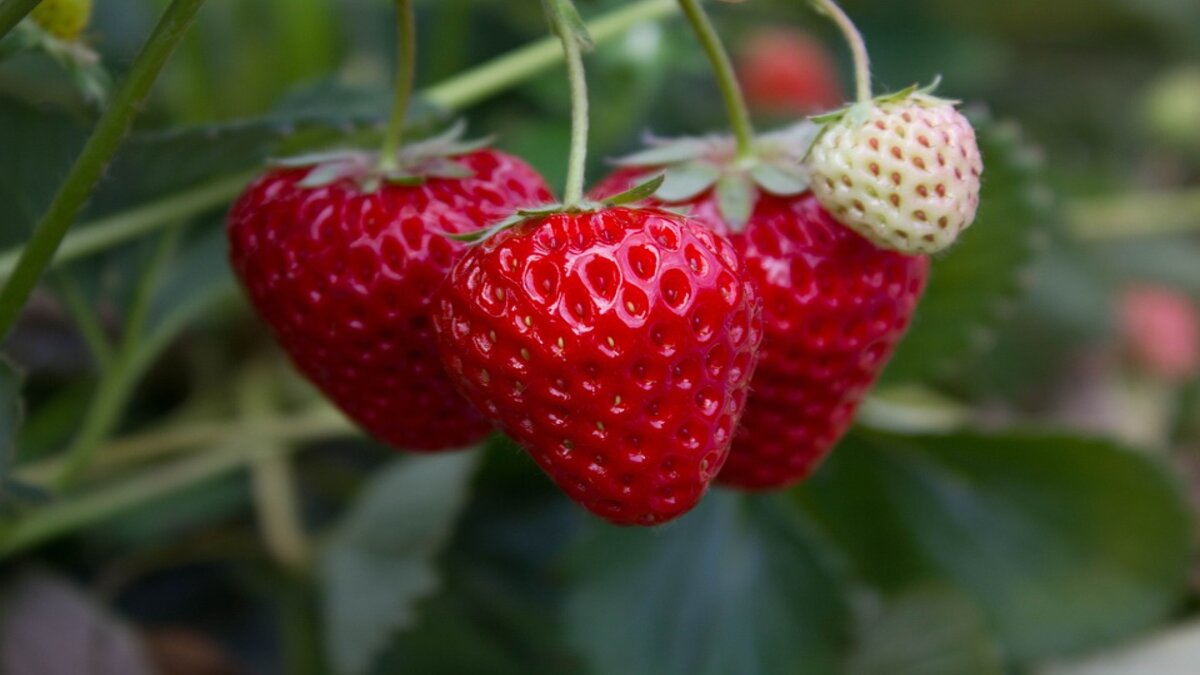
[0,1,1197,674]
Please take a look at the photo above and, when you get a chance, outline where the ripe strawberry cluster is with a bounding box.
[228,24,982,525]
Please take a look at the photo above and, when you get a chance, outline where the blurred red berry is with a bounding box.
[1119,285,1200,381]
[737,29,844,116]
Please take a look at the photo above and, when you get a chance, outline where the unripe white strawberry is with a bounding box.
[807,95,982,254]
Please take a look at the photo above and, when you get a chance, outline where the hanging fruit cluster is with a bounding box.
[227,0,983,526]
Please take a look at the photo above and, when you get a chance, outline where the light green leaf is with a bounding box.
[602,174,666,206]
[656,163,721,202]
[565,492,849,675]
[800,431,1192,664]
[848,585,1004,675]
[611,138,711,167]
[320,451,480,675]
[882,113,1050,384]
[715,172,755,230]
[750,162,809,196]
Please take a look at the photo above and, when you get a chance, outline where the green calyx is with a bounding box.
[810,76,959,127]
[610,123,820,230]
[270,120,491,193]
[448,174,666,245]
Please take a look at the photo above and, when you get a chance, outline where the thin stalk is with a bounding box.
[242,368,310,575]
[544,0,590,205]
[0,0,207,341]
[53,273,114,369]
[424,0,676,111]
[0,172,255,283]
[54,229,183,490]
[378,0,416,171]
[0,437,291,557]
[677,0,754,159]
[812,0,871,103]
[0,0,41,41]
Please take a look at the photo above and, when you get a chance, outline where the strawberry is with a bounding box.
[228,130,552,451]
[807,86,983,254]
[434,205,762,524]
[591,129,928,489]
[737,28,843,116]
[1119,285,1200,382]
[30,0,92,41]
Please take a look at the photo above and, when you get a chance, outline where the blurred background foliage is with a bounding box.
[0,0,1199,674]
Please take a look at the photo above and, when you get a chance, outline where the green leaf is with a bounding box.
[800,431,1193,664]
[565,492,850,675]
[715,172,755,230]
[882,113,1050,384]
[847,585,1004,675]
[602,174,666,206]
[656,163,721,202]
[320,451,480,675]
[611,138,711,167]
[750,162,810,196]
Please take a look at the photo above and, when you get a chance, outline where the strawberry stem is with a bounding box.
[0,0,207,342]
[0,0,42,41]
[677,0,755,160]
[379,0,416,171]
[812,0,872,103]
[544,0,591,206]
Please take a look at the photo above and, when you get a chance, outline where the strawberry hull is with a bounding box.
[434,207,763,525]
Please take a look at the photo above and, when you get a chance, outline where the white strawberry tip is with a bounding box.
[266,119,491,192]
[805,78,984,255]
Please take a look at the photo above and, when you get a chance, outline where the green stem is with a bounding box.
[53,273,114,369]
[53,230,181,491]
[812,0,871,103]
[0,0,41,41]
[425,0,676,111]
[544,0,590,205]
[0,436,294,557]
[1068,188,1200,240]
[0,0,206,341]
[379,0,415,171]
[677,0,754,159]
[0,172,255,283]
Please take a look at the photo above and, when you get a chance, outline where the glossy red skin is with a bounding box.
[434,207,763,524]
[592,172,929,489]
[228,149,552,451]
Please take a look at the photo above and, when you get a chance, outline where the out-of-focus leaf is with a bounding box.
[565,492,850,675]
[883,113,1051,384]
[0,570,155,675]
[1039,619,1200,675]
[800,431,1192,664]
[0,97,87,247]
[320,451,480,675]
[847,585,1004,675]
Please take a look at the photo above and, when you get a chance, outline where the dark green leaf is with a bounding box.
[882,114,1050,384]
[320,451,480,675]
[655,163,721,202]
[715,172,755,230]
[565,492,850,675]
[801,431,1192,664]
[847,585,1004,675]
[602,174,666,206]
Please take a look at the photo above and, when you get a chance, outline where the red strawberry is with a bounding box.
[228,146,552,451]
[592,149,927,489]
[434,206,762,524]
[737,29,844,116]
